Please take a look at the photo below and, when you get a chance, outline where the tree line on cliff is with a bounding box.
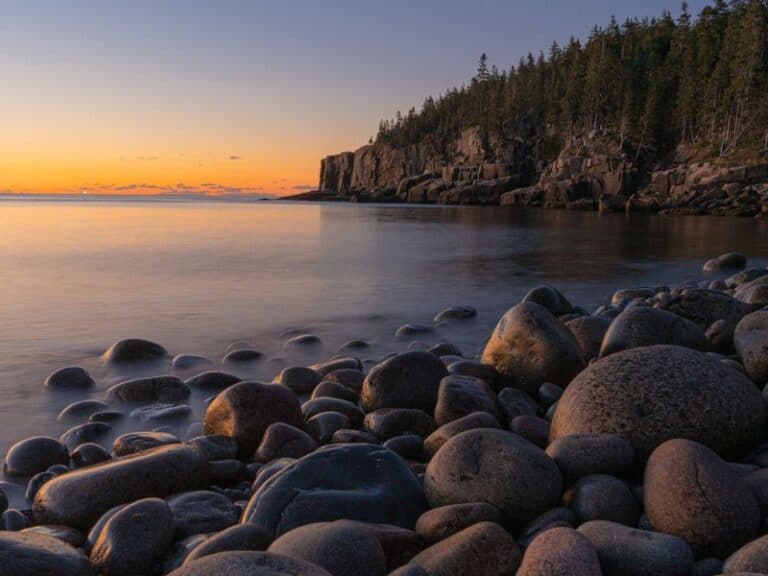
[375,1,768,166]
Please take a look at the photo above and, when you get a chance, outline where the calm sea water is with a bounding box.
[1,197,767,498]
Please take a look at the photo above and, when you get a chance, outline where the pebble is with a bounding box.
[44,366,95,389]
[4,436,69,477]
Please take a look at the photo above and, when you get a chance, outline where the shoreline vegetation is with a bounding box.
[291,1,768,217]
[1,251,768,574]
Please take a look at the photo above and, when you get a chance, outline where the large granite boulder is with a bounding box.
[550,345,766,461]
[242,444,427,539]
[204,381,303,458]
[481,302,585,394]
[424,428,561,528]
[33,444,210,531]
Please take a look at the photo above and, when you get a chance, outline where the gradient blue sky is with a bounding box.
[0,0,708,194]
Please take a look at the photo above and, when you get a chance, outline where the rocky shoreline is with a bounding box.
[291,129,768,218]
[1,253,768,575]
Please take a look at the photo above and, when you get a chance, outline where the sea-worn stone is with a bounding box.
[735,274,768,306]
[268,520,387,576]
[90,497,174,576]
[510,415,549,448]
[57,400,110,423]
[185,371,241,392]
[423,412,500,459]
[433,306,477,323]
[26,471,56,502]
[242,444,427,539]
[106,376,189,403]
[546,433,635,484]
[522,285,574,317]
[71,443,111,468]
[183,524,272,565]
[424,428,561,528]
[446,360,499,389]
[172,354,213,370]
[187,434,239,461]
[415,503,501,544]
[302,397,364,428]
[284,334,321,349]
[204,381,303,458]
[429,342,462,357]
[383,434,423,460]
[330,429,378,444]
[3,508,29,530]
[517,526,602,576]
[365,523,423,572]
[103,338,169,365]
[644,439,760,558]
[723,534,768,574]
[550,345,767,461]
[223,349,264,363]
[0,531,94,575]
[611,288,655,306]
[33,444,210,531]
[4,436,69,477]
[130,403,191,423]
[273,367,321,395]
[497,387,538,421]
[167,490,239,538]
[44,366,95,390]
[361,351,448,414]
[323,368,365,392]
[60,422,112,451]
[566,316,613,361]
[599,306,708,357]
[311,380,358,402]
[252,459,295,492]
[363,408,436,441]
[518,507,576,547]
[256,423,317,462]
[168,551,333,575]
[579,520,694,576]
[311,358,363,378]
[113,431,180,457]
[537,382,563,408]
[396,323,434,338]
[433,375,499,426]
[659,288,748,332]
[703,252,747,272]
[735,310,768,385]
[305,412,351,444]
[21,524,85,548]
[481,302,586,394]
[567,474,640,526]
[408,522,521,576]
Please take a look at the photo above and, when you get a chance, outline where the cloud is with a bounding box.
[75,182,271,197]
[290,184,314,191]
[228,155,241,160]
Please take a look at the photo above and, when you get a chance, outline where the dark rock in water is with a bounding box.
[723,534,768,574]
[57,400,110,423]
[204,381,303,458]
[59,422,112,451]
[522,285,574,317]
[424,428,562,528]
[106,375,189,404]
[252,458,295,492]
[735,310,768,385]
[44,366,95,390]
[71,443,111,468]
[89,410,124,423]
[330,429,378,445]
[565,315,613,361]
[268,520,387,576]
[321,367,365,392]
[311,357,363,377]
[599,306,708,357]
[168,551,333,576]
[408,522,521,576]
[550,345,767,461]
[256,423,317,463]
[338,339,369,351]
[182,524,272,565]
[305,412,351,444]
[130,403,191,423]
[395,323,434,338]
[428,342,462,357]
[579,520,694,576]
[0,531,94,575]
[273,367,321,394]
[703,252,747,273]
[726,268,768,289]
[518,507,576,547]
[611,288,655,306]
[644,439,760,558]
[4,436,69,477]
[517,526,602,576]
[481,302,586,395]
[302,397,364,428]
[546,433,635,484]
[284,334,321,349]
[659,288,749,332]
[433,305,477,323]
[383,434,424,460]
[223,349,264,363]
[510,415,550,448]
[423,411,500,459]
[3,508,28,530]
[103,338,169,365]
[363,408,436,441]
[567,474,640,526]
[26,471,56,502]
[735,274,768,306]
[415,502,501,544]
[22,524,85,548]
[33,444,210,531]
[90,497,174,576]
[311,380,358,403]
[434,375,499,426]
[167,490,240,538]
[113,431,180,457]
[361,351,448,414]
[185,371,241,392]
[172,354,213,370]
[188,434,238,461]
[242,443,427,539]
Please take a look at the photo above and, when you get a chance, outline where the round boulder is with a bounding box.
[703,252,747,273]
[44,366,94,390]
[169,551,333,575]
[546,433,635,484]
[423,412,500,459]
[4,436,69,477]
[433,375,500,426]
[565,315,612,361]
[480,302,586,394]
[182,524,272,565]
[167,490,240,538]
[0,531,94,576]
[256,423,317,463]
[522,285,573,317]
[105,376,189,403]
[735,310,768,385]
[723,534,768,574]
[415,502,501,544]
[103,338,169,365]
[424,428,561,528]
[567,474,640,526]
[517,526,601,576]
[550,345,767,461]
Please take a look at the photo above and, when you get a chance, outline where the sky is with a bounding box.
[0,0,708,196]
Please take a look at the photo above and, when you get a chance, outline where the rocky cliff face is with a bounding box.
[311,126,768,217]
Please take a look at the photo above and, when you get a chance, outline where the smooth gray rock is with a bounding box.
[517,526,602,576]
[44,366,95,390]
[433,375,499,426]
[183,524,272,565]
[567,474,640,527]
[566,316,613,361]
[112,431,180,457]
[423,412,500,459]
[0,531,94,575]
[60,422,111,451]
[4,436,69,477]
[703,252,747,272]
[273,367,321,395]
[103,338,169,365]
[302,397,364,428]
[168,551,333,575]
[71,443,111,468]
[363,408,436,441]
[735,310,768,385]
[546,433,635,484]
[522,285,573,317]
[185,371,241,391]
[415,502,501,544]
[167,491,239,538]
[256,423,317,463]
[305,412,351,444]
[723,534,768,574]
[57,400,110,423]
[105,376,189,403]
